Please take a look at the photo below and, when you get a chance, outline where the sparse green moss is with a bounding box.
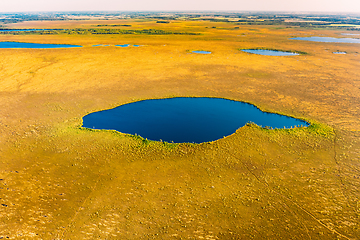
[239,47,308,55]
[306,122,335,138]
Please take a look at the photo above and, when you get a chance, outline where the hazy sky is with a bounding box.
[0,0,359,13]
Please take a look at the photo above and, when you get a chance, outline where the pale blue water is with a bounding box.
[115,44,130,47]
[290,37,360,43]
[92,44,111,47]
[0,41,82,48]
[82,97,309,143]
[333,52,347,54]
[241,49,299,56]
[192,51,211,54]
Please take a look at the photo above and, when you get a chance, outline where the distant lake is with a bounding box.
[341,33,360,36]
[192,51,211,54]
[92,44,111,47]
[93,44,140,47]
[0,41,82,49]
[115,44,130,47]
[241,49,299,56]
[290,37,360,44]
[333,52,347,54]
[82,97,309,143]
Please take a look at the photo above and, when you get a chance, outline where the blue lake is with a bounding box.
[0,41,82,49]
[82,97,309,143]
[116,44,130,47]
[241,49,299,56]
[333,52,347,54]
[290,37,360,44]
[192,51,211,54]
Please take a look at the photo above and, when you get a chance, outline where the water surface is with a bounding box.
[0,41,82,49]
[116,44,130,47]
[290,37,360,44]
[192,51,211,54]
[241,49,299,56]
[82,97,309,143]
[333,52,347,54]
[341,33,360,36]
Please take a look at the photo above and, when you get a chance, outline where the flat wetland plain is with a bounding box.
[0,17,360,239]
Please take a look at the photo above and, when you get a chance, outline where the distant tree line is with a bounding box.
[0,28,200,35]
[150,16,176,20]
[1,12,358,29]
[95,24,132,27]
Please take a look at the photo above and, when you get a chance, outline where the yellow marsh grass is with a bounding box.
[0,20,359,239]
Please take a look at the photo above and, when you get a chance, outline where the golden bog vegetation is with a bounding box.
[0,19,360,239]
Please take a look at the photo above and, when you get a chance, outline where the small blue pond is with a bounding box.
[290,37,360,44]
[82,97,309,143]
[241,49,299,56]
[116,44,130,47]
[192,51,211,54]
[333,52,347,54]
[0,41,82,49]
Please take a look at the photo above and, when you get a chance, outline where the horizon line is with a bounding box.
[1,10,360,15]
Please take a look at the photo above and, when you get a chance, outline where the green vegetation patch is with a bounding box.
[256,121,335,140]
[305,122,334,138]
[239,47,307,55]
[94,24,132,27]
